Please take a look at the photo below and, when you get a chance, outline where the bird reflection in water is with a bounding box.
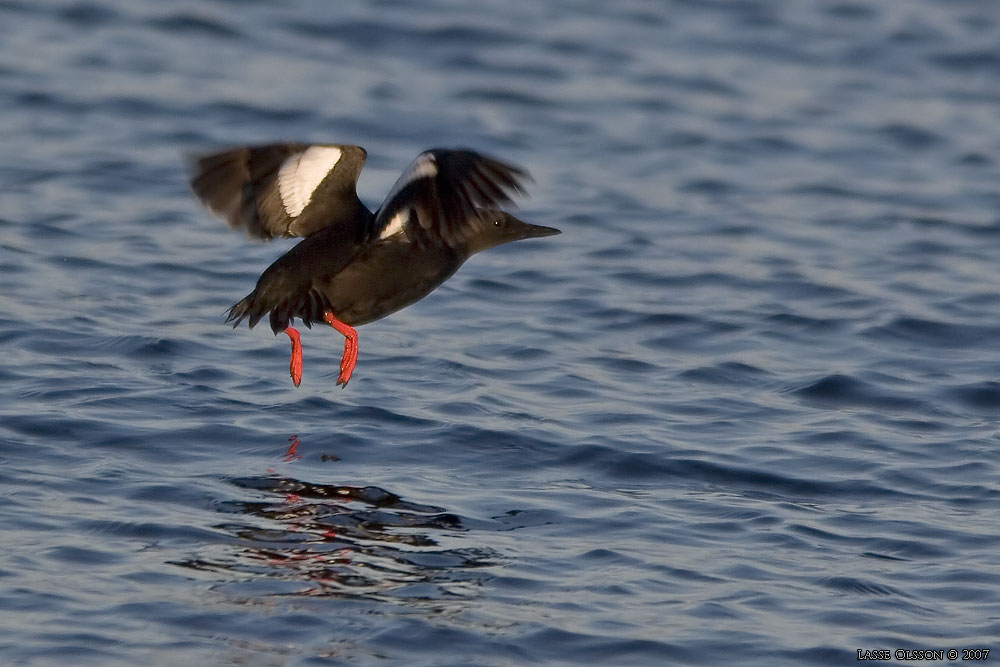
[283,434,303,462]
[173,437,496,600]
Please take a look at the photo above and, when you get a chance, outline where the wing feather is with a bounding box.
[371,149,530,247]
[188,143,370,240]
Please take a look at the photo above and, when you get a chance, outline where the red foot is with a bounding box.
[323,312,359,387]
[285,326,302,387]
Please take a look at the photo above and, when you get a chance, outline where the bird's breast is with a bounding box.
[319,239,464,326]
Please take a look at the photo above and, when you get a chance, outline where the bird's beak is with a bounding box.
[521,222,561,239]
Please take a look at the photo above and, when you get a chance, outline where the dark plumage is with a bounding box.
[188,143,559,387]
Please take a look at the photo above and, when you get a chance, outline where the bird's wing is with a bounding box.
[188,143,369,240]
[372,149,530,247]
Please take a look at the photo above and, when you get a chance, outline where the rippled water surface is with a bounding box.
[3,1,1000,664]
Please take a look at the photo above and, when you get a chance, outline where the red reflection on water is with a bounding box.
[284,434,302,462]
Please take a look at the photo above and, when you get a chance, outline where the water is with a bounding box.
[2,0,1000,664]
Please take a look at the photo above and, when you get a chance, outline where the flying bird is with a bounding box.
[188,143,559,387]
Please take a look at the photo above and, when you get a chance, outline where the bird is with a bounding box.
[188,143,560,388]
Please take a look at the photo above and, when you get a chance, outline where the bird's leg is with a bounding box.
[323,312,358,387]
[284,326,303,387]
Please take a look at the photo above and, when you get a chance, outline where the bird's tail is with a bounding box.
[225,292,264,329]
[225,287,334,333]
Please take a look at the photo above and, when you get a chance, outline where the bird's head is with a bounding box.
[465,209,560,255]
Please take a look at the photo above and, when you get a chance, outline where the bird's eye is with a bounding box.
[493,218,502,227]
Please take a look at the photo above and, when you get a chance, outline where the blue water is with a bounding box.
[2,0,1000,664]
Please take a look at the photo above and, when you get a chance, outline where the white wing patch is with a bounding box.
[383,152,438,205]
[378,209,409,240]
[406,153,438,181]
[277,146,343,217]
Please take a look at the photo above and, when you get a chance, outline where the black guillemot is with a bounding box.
[188,143,560,387]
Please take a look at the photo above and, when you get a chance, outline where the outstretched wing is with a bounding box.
[372,149,530,247]
[188,143,370,240]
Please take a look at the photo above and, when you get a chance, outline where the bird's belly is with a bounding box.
[321,242,462,326]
